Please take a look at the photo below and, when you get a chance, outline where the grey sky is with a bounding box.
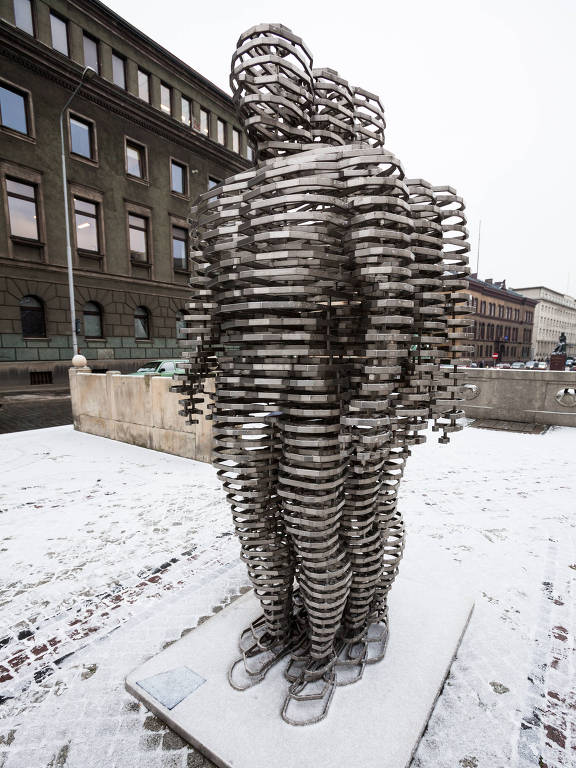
[104,0,576,296]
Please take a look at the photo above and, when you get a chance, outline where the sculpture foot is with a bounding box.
[281,657,337,726]
[364,613,389,664]
[333,637,367,686]
[230,616,306,691]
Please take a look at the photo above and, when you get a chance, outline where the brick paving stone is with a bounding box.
[0,397,72,434]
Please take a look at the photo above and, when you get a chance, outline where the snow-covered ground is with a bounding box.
[0,424,574,768]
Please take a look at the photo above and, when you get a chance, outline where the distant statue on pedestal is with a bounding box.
[553,332,567,354]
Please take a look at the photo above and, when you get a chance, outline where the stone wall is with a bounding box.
[461,368,576,427]
[69,367,213,462]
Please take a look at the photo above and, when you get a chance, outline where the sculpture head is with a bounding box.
[231,24,386,161]
[230,24,315,161]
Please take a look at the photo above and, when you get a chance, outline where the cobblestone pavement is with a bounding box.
[0,395,72,434]
[0,424,574,768]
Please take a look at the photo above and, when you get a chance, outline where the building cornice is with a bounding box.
[467,277,538,307]
[0,22,249,173]
[68,0,235,112]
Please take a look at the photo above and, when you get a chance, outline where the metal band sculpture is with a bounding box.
[175,23,471,725]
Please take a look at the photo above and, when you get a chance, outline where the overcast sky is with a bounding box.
[104,0,575,296]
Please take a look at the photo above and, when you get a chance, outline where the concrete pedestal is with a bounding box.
[126,561,473,768]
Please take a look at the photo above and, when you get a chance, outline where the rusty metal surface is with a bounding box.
[174,23,472,725]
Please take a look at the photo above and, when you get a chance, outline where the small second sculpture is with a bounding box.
[175,24,471,725]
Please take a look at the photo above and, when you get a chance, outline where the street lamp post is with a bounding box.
[60,66,95,357]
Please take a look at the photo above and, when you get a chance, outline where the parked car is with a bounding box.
[510,362,525,369]
[537,362,548,370]
[128,360,186,376]
[524,360,538,370]
[496,362,511,369]
[566,358,574,369]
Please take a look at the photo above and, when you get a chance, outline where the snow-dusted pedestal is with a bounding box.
[126,558,474,768]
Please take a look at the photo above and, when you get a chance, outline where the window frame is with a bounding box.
[127,211,150,264]
[73,196,101,255]
[124,137,148,182]
[171,221,189,272]
[13,0,35,36]
[232,128,240,154]
[111,51,126,90]
[137,68,150,103]
[68,111,97,164]
[170,158,188,197]
[160,82,172,115]
[0,78,33,139]
[6,176,40,242]
[82,33,100,75]
[217,118,226,145]
[199,108,209,136]
[83,301,104,339]
[181,96,191,126]
[49,11,69,56]
[19,294,46,339]
[134,305,151,340]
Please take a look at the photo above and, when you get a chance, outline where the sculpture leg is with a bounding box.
[278,363,352,724]
[213,398,297,689]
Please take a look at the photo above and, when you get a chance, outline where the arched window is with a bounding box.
[20,295,46,338]
[83,301,103,338]
[176,308,186,340]
[134,306,150,339]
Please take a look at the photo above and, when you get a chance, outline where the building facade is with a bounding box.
[0,0,249,389]
[513,286,576,360]
[466,276,537,365]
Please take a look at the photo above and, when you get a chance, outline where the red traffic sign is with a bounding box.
[492,353,499,359]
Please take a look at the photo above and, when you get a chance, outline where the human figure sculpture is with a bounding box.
[175,24,471,725]
[553,332,567,354]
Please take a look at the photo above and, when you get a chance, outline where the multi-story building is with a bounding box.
[513,285,576,360]
[0,0,250,390]
[465,275,537,365]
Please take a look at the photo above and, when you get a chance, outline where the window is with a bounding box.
[0,83,29,134]
[176,309,186,340]
[20,295,45,337]
[217,119,226,145]
[83,34,99,74]
[50,12,68,56]
[128,214,148,262]
[181,96,191,126]
[112,53,126,89]
[14,0,34,35]
[170,160,186,195]
[7,178,38,240]
[74,198,99,252]
[172,225,188,270]
[83,302,102,338]
[247,144,254,162]
[480,301,486,314]
[69,115,94,159]
[232,128,241,154]
[200,108,209,135]
[138,69,150,102]
[160,83,171,114]
[134,306,150,339]
[125,141,145,178]
[208,176,220,202]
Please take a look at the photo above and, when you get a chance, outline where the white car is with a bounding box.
[510,362,525,369]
